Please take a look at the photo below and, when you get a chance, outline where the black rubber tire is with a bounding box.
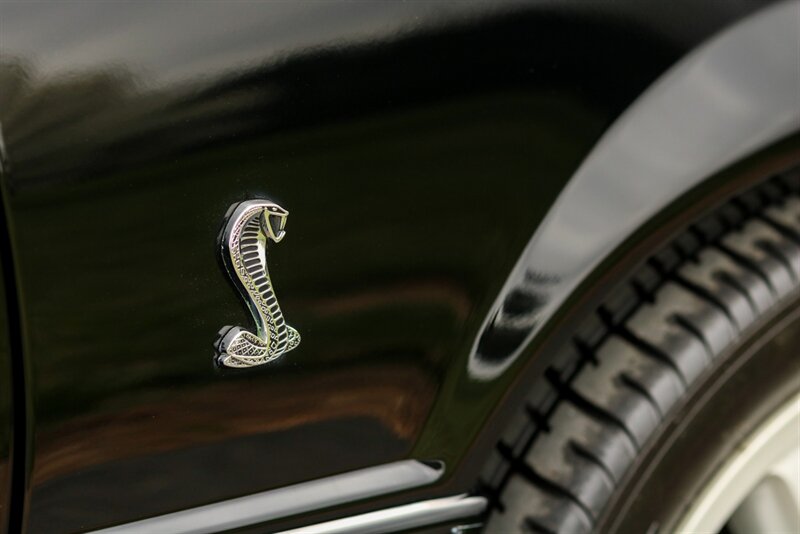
[597,289,800,533]
[483,171,800,534]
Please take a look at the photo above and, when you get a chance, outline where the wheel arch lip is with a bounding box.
[468,0,800,382]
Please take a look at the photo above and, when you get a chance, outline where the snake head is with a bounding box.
[260,203,289,243]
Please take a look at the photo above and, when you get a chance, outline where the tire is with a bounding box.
[482,170,800,533]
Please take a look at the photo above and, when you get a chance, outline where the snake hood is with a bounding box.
[261,203,288,243]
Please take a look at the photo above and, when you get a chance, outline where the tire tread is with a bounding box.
[484,174,800,533]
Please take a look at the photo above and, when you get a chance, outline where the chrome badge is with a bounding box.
[216,199,300,368]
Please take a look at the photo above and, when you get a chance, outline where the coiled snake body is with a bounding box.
[216,200,300,368]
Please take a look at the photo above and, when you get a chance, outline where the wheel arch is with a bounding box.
[436,0,800,496]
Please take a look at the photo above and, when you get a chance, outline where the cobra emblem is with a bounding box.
[215,199,300,368]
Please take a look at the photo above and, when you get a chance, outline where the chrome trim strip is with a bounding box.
[278,494,488,534]
[92,460,443,534]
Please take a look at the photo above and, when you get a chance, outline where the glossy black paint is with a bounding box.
[0,1,777,532]
[0,298,9,532]
[0,155,13,533]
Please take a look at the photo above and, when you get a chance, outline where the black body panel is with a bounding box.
[0,220,13,533]
[0,1,777,531]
